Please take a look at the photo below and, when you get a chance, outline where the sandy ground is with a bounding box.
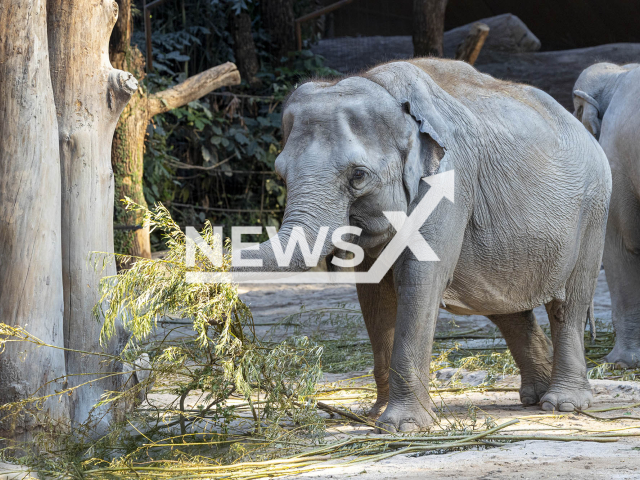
[3,271,631,479]
[298,439,640,479]
[291,377,640,479]
[235,270,640,479]
[0,464,37,480]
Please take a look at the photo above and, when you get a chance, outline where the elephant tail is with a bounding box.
[587,301,596,342]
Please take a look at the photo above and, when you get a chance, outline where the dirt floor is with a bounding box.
[236,269,640,479]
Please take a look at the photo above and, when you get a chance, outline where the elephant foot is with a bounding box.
[367,398,388,420]
[603,344,640,368]
[374,403,434,433]
[540,386,593,412]
[519,378,550,406]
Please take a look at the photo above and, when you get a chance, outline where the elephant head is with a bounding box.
[572,62,639,139]
[236,63,459,275]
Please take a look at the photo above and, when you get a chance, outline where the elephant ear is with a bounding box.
[573,89,601,138]
[402,101,448,203]
[365,62,451,205]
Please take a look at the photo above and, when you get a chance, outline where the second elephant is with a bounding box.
[574,63,640,367]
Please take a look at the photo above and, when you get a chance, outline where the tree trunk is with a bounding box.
[262,0,296,61]
[0,0,70,441]
[412,0,448,57]
[109,62,240,271]
[112,87,152,267]
[229,10,261,87]
[109,0,151,266]
[46,0,138,430]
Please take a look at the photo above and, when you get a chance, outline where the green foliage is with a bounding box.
[129,0,340,250]
[96,201,325,443]
[0,203,328,474]
[269,306,374,374]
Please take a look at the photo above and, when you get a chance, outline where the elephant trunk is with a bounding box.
[233,184,349,278]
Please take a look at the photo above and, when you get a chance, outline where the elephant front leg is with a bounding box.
[375,259,443,433]
[488,310,553,405]
[356,261,396,420]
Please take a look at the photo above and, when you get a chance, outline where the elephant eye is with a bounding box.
[352,168,366,180]
[350,168,368,189]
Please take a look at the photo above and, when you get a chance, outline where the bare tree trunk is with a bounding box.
[0,0,69,440]
[412,0,448,57]
[262,0,296,60]
[47,0,137,430]
[229,10,261,87]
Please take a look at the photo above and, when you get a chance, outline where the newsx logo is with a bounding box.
[185,171,454,284]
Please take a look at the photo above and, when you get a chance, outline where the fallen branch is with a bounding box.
[577,409,640,422]
[586,401,640,413]
[316,401,371,424]
[148,62,241,117]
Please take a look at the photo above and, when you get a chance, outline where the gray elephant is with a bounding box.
[241,58,611,432]
[573,62,640,367]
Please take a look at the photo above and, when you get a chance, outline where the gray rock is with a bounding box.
[312,13,540,73]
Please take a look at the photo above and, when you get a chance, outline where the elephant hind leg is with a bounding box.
[541,297,593,412]
[540,225,602,412]
[356,258,397,420]
[488,310,553,406]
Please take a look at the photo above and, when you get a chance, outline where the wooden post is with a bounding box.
[455,23,490,65]
[413,0,448,57]
[296,20,302,51]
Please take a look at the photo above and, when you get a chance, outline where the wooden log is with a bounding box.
[455,22,490,65]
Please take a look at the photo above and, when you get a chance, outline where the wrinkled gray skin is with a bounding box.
[242,59,611,432]
[573,63,640,367]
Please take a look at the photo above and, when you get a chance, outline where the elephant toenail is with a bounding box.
[558,402,575,412]
[541,401,555,411]
[521,396,536,406]
[399,422,418,433]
